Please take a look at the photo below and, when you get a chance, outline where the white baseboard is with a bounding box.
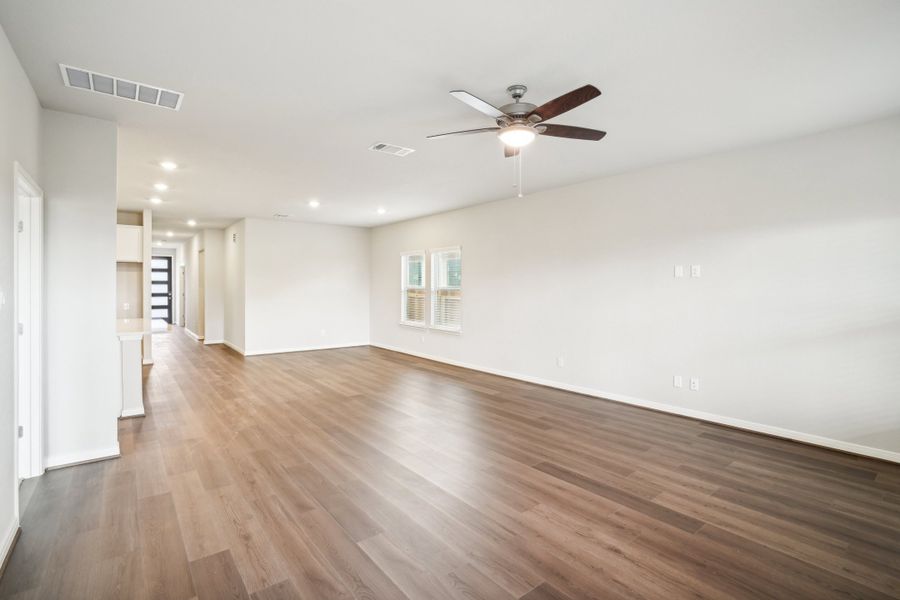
[245,341,369,357]
[142,358,154,365]
[223,340,245,355]
[0,514,19,574]
[120,407,145,418]
[371,343,900,465]
[203,339,224,345]
[45,443,121,470]
[185,328,204,342]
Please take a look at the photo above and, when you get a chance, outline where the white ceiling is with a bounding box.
[3,0,900,239]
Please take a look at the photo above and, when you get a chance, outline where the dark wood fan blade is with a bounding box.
[450,91,506,119]
[530,85,601,122]
[504,145,520,158]
[427,127,500,139]
[539,124,606,141]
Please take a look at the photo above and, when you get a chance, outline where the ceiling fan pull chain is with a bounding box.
[518,148,524,198]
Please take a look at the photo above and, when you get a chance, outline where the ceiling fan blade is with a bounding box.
[539,124,607,141]
[450,90,506,119]
[504,145,520,158]
[530,85,601,122]
[427,127,500,139]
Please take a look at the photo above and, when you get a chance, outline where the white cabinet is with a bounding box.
[116,224,143,262]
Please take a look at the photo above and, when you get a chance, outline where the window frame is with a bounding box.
[399,250,427,328]
[429,246,462,334]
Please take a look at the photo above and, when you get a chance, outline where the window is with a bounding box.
[400,252,426,326]
[431,247,462,332]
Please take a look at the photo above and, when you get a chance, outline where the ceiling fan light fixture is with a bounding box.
[498,125,536,148]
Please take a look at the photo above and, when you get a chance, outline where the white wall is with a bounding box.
[223,220,245,352]
[184,230,224,342]
[371,115,900,460]
[243,218,370,355]
[0,21,42,559]
[185,232,203,337]
[42,109,119,467]
[202,229,225,344]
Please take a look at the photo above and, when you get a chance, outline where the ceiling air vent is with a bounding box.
[59,64,184,111]
[369,142,415,157]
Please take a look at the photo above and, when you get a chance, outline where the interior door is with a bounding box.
[151,256,174,323]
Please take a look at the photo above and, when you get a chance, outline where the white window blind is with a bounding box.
[431,247,461,332]
[400,252,426,326]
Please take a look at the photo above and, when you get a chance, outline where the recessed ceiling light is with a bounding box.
[166,231,173,237]
[159,161,178,171]
[149,197,162,204]
[187,219,197,227]
[376,207,387,215]
[308,199,320,209]
[153,182,168,191]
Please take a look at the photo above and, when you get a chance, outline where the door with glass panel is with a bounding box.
[151,256,174,323]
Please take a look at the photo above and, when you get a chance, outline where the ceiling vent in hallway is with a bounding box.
[59,64,184,111]
[368,142,415,157]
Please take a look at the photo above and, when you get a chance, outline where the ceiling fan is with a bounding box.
[427,84,606,157]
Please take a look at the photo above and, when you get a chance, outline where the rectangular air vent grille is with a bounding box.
[59,64,184,111]
[369,142,415,157]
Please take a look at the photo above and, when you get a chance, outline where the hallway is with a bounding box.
[1,329,899,599]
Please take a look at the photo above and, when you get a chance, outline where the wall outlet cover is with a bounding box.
[691,264,702,278]
[674,265,684,278]
[673,375,683,388]
[690,377,700,391]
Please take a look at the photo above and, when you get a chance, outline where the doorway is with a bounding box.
[151,256,174,326]
[197,249,205,338]
[13,162,43,483]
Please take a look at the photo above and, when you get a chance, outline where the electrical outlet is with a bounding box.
[673,375,683,388]
[123,302,131,311]
[557,356,565,368]
[691,264,702,278]
[674,265,684,278]
[690,377,700,391]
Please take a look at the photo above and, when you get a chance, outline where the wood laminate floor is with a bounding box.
[2,327,899,599]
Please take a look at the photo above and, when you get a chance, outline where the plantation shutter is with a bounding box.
[431,248,461,331]
[401,252,426,325]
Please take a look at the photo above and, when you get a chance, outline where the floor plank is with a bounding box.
[1,326,898,599]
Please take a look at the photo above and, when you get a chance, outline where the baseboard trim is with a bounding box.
[45,444,121,470]
[223,340,245,355]
[185,328,204,342]
[0,521,20,580]
[120,407,145,418]
[370,343,900,465]
[142,358,154,365]
[244,342,369,357]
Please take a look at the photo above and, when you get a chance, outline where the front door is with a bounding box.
[151,256,174,323]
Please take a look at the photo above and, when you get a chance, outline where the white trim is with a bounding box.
[203,339,225,345]
[184,328,204,341]
[142,358,154,365]
[120,407,145,418]
[45,444,121,470]
[12,162,44,485]
[370,343,900,465]
[0,515,19,571]
[223,340,245,355]
[245,342,369,357]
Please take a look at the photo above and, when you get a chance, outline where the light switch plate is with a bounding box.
[690,377,700,391]
[674,265,684,278]
[673,375,683,388]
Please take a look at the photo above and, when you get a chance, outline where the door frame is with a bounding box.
[12,162,44,486]
[151,255,174,323]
